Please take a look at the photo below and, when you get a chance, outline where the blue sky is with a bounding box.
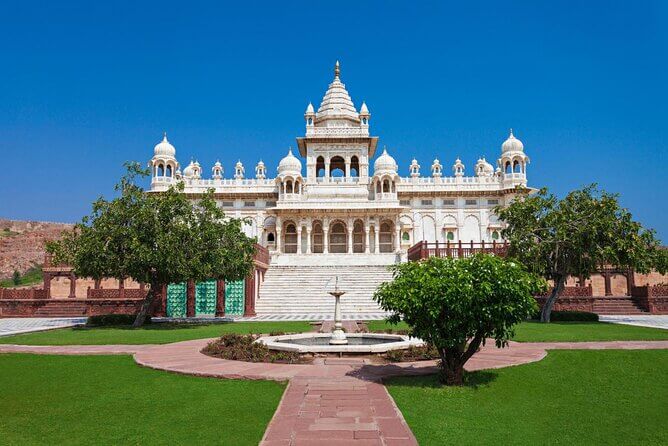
[1,1,666,240]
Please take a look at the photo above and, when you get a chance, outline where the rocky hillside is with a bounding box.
[0,218,73,279]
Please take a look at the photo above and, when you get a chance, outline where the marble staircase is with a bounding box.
[255,263,395,316]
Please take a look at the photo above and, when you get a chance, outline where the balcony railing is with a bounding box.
[407,240,508,262]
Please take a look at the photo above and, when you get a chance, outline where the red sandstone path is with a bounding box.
[2,340,667,445]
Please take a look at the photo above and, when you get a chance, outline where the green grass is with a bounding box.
[0,265,43,288]
[367,320,668,342]
[0,354,284,445]
[386,350,668,445]
[0,321,312,345]
[0,228,19,238]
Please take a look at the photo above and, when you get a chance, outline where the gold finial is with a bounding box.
[334,60,340,78]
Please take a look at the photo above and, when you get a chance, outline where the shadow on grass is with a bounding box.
[383,369,499,390]
[73,322,237,332]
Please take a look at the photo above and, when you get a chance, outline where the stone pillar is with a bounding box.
[216,279,225,316]
[244,271,256,317]
[297,226,303,254]
[306,226,312,254]
[43,273,52,299]
[323,228,329,254]
[345,159,351,178]
[347,226,354,254]
[395,226,401,252]
[374,224,380,254]
[603,272,612,296]
[69,274,77,299]
[275,228,282,253]
[152,284,167,317]
[364,225,370,254]
[325,160,331,178]
[186,280,196,317]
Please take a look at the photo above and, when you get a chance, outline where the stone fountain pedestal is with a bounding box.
[329,289,348,345]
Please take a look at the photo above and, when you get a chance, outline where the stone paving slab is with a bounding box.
[0,317,87,337]
[599,315,668,330]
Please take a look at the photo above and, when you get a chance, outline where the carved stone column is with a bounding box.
[244,271,256,317]
[603,272,612,296]
[323,228,329,254]
[43,273,52,299]
[364,224,370,254]
[347,226,354,254]
[395,225,401,252]
[306,225,312,254]
[374,224,380,254]
[297,225,303,254]
[275,228,282,253]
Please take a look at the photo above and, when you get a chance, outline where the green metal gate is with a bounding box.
[166,282,187,317]
[195,280,217,316]
[225,280,245,316]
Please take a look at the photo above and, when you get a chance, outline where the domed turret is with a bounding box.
[153,133,176,157]
[212,160,223,179]
[409,158,420,178]
[452,158,465,177]
[475,157,494,177]
[374,148,398,176]
[183,160,196,178]
[256,160,267,179]
[277,148,302,177]
[431,158,443,177]
[234,160,245,179]
[502,129,524,153]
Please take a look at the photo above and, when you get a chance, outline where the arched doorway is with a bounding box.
[329,221,347,253]
[283,222,298,253]
[379,221,394,253]
[330,156,345,177]
[312,221,324,253]
[353,220,365,253]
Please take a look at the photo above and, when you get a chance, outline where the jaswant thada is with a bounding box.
[147,62,530,317]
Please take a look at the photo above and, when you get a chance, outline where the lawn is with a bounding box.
[366,320,668,342]
[0,265,43,288]
[0,354,284,445]
[386,349,668,445]
[0,321,312,345]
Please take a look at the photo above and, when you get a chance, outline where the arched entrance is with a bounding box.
[379,221,394,253]
[283,222,298,254]
[312,221,324,253]
[329,221,347,253]
[353,220,365,253]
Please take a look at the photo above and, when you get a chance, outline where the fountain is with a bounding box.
[328,276,347,345]
[256,276,424,354]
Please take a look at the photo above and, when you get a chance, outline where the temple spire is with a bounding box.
[334,60,340,79]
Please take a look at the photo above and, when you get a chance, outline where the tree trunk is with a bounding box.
[133,282,159,328]
[541,275,566,323]
[438,348,465,386]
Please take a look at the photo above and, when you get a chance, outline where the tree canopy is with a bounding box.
[374,254,545,385]
[47,163,257,326]
[497,185,667,322]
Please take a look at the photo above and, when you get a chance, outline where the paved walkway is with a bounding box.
[2,338,667,445]
[0,317,87,337]
[599,315,668,330]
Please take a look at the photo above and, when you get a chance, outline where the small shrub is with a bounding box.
[12,270,20,286]
[203,333,303,364]
[385,344,440,362]
[86,314,150,326]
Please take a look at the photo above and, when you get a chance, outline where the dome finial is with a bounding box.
[163,131,168,141]
[334,60,340,79]
[509,128,514,137]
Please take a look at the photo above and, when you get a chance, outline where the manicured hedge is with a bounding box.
[531,310,599,322]
[86,314,150,326]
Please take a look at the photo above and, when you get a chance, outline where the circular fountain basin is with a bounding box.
[257,333,424,354]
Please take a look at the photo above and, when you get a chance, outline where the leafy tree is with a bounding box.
[12,270,21,286]
[497,185,667,323]
[374,254,545,386]
[47,163,256,327]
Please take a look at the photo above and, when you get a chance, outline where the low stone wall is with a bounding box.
[534,296,596,313]
[87,288,146,299]
[0,299,143,317]
[536,286,593,297]
[0,288,48,299]
[631,285,668,314]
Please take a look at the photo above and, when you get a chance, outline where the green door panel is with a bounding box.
[225,280,245,316]
[166,282,187,318]
[195,280,217,316]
